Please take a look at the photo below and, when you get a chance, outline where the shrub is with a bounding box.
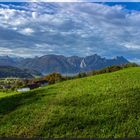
[44,72,64,84]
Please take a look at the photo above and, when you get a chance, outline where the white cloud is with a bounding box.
[19,28,35,35]
[123,43,140,50]
[0,2,140,63]
[32,12,38,19]
[0,47,12,53]
[129,58,140,64]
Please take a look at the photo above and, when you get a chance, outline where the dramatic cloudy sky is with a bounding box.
[0,2,140,63]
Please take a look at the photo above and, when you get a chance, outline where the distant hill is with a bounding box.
[0,66,33,78]
[0,54,129,75]
[0,67,140,137]
[0,56,16,66]
[23,68,42,77]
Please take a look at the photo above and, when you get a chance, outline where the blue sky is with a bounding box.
[106,2,140,10]
[0,2,140,63]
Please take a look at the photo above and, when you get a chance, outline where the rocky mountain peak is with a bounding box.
[0,54,129,75]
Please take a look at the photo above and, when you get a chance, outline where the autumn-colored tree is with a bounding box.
[44,72,64,84]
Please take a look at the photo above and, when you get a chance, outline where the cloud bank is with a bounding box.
[0,2,140,63]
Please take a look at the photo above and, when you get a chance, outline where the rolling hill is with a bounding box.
[0,67,140,138]
[0,66,33,78]
[0,66,42,78]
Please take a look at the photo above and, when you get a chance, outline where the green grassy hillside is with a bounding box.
[0,67,140,138]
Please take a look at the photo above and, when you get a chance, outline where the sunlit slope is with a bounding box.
[0,67,140,138]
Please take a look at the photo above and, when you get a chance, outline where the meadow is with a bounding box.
[0,67,140,138]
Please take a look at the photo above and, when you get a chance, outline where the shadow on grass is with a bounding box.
[38,88,140,138]
[0,87,57,116]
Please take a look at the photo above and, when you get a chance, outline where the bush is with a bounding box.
[87,63,139,77]
[77,72,87,78]
[121,63,139,68]
[44,72,64,84]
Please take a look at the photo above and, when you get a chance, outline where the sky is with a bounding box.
[0,2,140,63]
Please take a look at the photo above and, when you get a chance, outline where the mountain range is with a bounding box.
[0,54,129,76]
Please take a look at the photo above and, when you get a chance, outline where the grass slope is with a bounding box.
[0,67,140,138]
[0,91,19,99]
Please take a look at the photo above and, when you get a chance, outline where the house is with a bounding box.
[27,83,40,89]
[32,80,48,87]
[17,84,38,92]
[17,80,48,92]
[17,87,30,92]
[38,80,48,87]
[2,85,11,89]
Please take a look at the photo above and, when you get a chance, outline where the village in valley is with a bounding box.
[0,77,48,92]
[0,71,72,93]
[0,72,65,93]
